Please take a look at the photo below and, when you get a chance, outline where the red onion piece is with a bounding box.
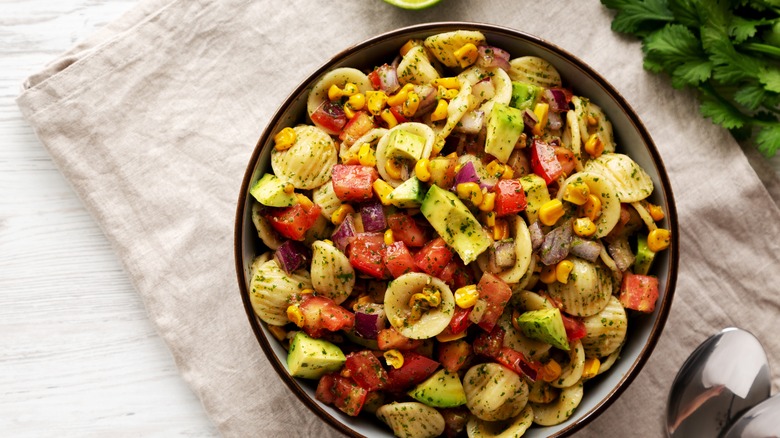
[455,110,484,134]
[544,88,570,112]
[569,237,601,262]
[414,84,437,115]
[529,221,544,251]
[274,240,309,273]
[606,236,635,271]
[472,79,495,103]
[548,111,562,131]
[360,200,386,233]
[331,214,356,252]
[455,161,480,186]
[354,303,386,339]
[490,240,516,271]
[376,63,400,94]
[540,220,573,266]
[522,108,538,132]
[477,45,511,71]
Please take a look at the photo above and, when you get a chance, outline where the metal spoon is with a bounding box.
[666,327,771,437]
[722,393,780,438]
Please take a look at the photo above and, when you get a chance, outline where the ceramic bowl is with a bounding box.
[234,22,678,437]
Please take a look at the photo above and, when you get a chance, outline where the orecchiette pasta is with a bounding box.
[507,56,562,88]
[271,125,336,189]
[306,67,371,130]
[581,295,628,358]
[376,402,445,438]
[547,257,613,317]
[463,363,529,422]
[550,339,585,389]
[310,240,354,304]
[558,171,621,239]
[251,203,283,250]
[584,153,654,203]
[466,405,534,438]
[397,44,440,86]
[530,380,584,426]
[498,312,552,361]
[423,30,487,68]
[376,122,436,187]
[383,272,454,339]
[249,258,312,326]
[311,181,342,221]
[477,216,533,284]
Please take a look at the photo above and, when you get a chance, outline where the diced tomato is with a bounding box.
[386,213,428,247]
[448,306,472,335]
[475,272,512,332]
[315,373,337,405]
[438,339,472,373]
[348,232,387,279]
[530,138,563,185]
[331,165,378,202]
[298,295,355,338]
[441,408,470,438]
[413,237,453,277]
[438,258,474,290]
[495,347,541,381]
[389,105,408,124]
[620,272,660,313]
[265,203,322,241]
[377,327,422,351]
[554,146,577,176]
[473,326,505,358]
[493,179,527,217]
[339,111,376,146]
[331,375,368,416]
[310,100,347,135]
[561,313,587,341]
[383,241,419,278]
[384,352,439,392]
[344,350,388,391]
[368,70,381,90]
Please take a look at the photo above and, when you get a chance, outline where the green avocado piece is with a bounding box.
[519,174,551,225]
[420,184,491,264]
[484,103,524,164]
[287,331,345,379]
[515,307,570,351]
[388,176,426,208]
[386,129,426,161]
[408,369,467,408]
[250,173,297,207]
[633,234,656,275]
[510,81,543,110]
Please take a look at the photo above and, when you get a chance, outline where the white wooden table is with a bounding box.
[2,1,780,437]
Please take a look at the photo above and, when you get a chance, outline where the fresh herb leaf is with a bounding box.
[602,0,675,34]
[756,122,780,156]
[758,67,780,92]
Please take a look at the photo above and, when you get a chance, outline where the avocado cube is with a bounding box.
[515,307,570,351]
[408,369,467,408]
[485,103,524,164]
[388,176,426,208]
[633,234,656,275]
[287,332,345,379]
[510,81,542,110]
[250,173,298,207]
[386,129,426,161]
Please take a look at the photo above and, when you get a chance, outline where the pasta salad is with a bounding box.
[247,29,671,438]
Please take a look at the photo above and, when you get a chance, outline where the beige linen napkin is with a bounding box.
[17,0,780,436]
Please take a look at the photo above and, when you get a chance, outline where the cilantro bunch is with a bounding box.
[601,0,780,156]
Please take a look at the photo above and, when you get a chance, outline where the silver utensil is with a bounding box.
[722,393,780,438]
[667,327,771,437]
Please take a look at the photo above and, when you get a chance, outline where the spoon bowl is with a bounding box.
[666,327,771,437]
[723,393,780,438]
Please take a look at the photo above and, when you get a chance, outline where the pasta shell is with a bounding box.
[498,312,552,361]
[584,153,654,203]
[562,109,584,172]
[514,290,555,311]
[550,339,585,389]
[547,257,613,317]
[424,30,487,68]
[558,171,621,238]
[375,123,436,187]
[383,272,455,339]
[530,380,584,426]
[311,181,342,222]
[458,66,513,121]
[435,77,474,141]
[271,125,337,190]
[466,405,534,438]
[397,45,441,86]
[376,402,445,438]
[339,127,387,163]
[306,67,371,126]
[251,203,284,250]
[581,295,628,358]
[463,363,529,422]
[527,379,559,404]
[477,216,533,284]
[310,240,355,304]
[249,258,312,326]
[507,56,562,88]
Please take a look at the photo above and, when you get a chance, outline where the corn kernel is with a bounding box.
[296,193,314,209]
[300,288,315,295]
[267,325,287,342]
[500,165,514,180]
[433,77,460,89]
[432,136,446,156]
[401,92,420,117]
[493,218,509,240]
[539,199,565,226]
[584,133,604,157]
[384,350,404,369]
[647,228,671,252]
[387,83,415,107]
[587,115,598,126]
[343,104,356,119]
[342,82,359,96]
[647,203,665,221]
[485,160,506,179]
[431,99,449,122]
[347,93,366,111]
[384,158,403,180]
[436,330,468,343]
[532,102,549,136]
[573,217,597,237]
[356,294,374,306]
[456,182,483,206]
[540,264,557,284]
[343,153,360,165]
[286,305,305,327]
[484,211,496,227]
[541,359,563,382]
[415,158,431,182]
[366,90,388,116]
[327,84,343,101]
[454,43,478,68]
[454,284,479,309]
[273,127,296,151]
[556,260,574,284]
[331,204,354,225]
[283,183,295,194]
[583,194,602,221]
[322,239,333,246]
[563,181,590,206]
[384,229,394,245]
[437,85,459,100]
[380,108,398,128]
[582,357,601,380]
[478,192,496,212]
[358,143,376,167]
[373,179,395,206]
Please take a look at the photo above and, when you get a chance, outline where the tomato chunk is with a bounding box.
[331,375,368,416]
[377,327,422,351]
[438,258,474,290]
[384,352,439,392]
[315,373,337,405]
[438,339,472,373]
[554,146,577,176]
[298,295,355,338]
[348,232,387,279]
[475,272,512,332]
[265,203,322,241]
[383,241,419,278]
[530,138,563,185]
[441,408,470,438]
[331,165,379,202]
[310,100,347,135]
[413,237,453,277]
[561,313,587,341]
[620,272,659,313]
[386,213,428,247]
[493,179,527,217]
[339,111,376,146]
[473,326,505,358]
[495,347,541,381]
[345,350,388,391]
[447,306,472,335]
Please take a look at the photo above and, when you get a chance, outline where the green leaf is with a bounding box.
[667,0,702,28]
[702,26,765,84]
[758,67,780,92]
[733,83,767,110]
[672,60,714,87]
[729,16,766,43]
[756,122,780,156]
[601,0,675,34]
[699,92,747,129]
[643,24,708,71]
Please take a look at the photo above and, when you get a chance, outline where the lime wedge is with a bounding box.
[382,0,442,10]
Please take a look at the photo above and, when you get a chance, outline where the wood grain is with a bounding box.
[1,1,217,435]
